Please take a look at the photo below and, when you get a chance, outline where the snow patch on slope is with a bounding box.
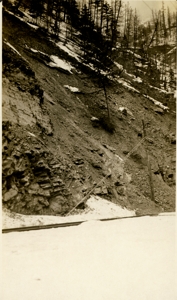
[86,196,135,218]
[143,94,169,110]
[150,85,174,95]
[4,41,21,56]
[5,9,38,30]
[26,22,39,30]
[133,76,142,83]
[126,49,142,60]
[64,85,80,92]
[57,41,81,62]
[117,77,169,111]
[49,55,73,73]
[114,61,123,70]
[117,78,140,94]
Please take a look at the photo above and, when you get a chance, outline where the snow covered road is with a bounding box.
[2,215,176,300]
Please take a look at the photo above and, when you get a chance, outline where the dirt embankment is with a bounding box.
[2,11,176,216]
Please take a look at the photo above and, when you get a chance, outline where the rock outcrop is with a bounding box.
[2,45,129,215]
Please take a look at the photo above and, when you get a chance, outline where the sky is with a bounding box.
[121,0,177,22]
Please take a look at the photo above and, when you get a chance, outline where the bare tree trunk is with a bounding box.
[142,120,155,203]
[102,81,110,121]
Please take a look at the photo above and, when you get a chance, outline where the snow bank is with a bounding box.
[117,78,140,94]
[124,71,134,78]
[2,196,135,229]
[27,22,39,30]
[26,46,49,58]
[150,85,174,95]
[64,85,80,93]
[30,47,38,53]
[117,78,169,111]
[124,70,142,83]
[2,208,65,229]
[126,49,142,60]
[27,47,74,74]
[5,9,24,22]
[143,94,169,111]
[134,62,143,68]
[49,55,73,73]
[5,9,38,30]
[114,61,123,71]
[4,41,21,57]
[118,106,134,117]
[2,215,175,300]
[84,196,135,218]
[133,76,142,83]
[57,42,81,62]
[18,9,29,17]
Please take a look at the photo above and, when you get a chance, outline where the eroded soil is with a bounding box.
[2,10,176,216]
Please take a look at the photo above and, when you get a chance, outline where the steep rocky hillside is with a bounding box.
[2,9,176,216]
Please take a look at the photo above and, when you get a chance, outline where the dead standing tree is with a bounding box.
[142,120,155,203]
[80,0,123,131]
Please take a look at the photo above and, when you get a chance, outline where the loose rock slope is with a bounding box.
[2,9,176,217]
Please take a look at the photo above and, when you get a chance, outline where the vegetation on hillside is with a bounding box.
[2,2,176,216]
[4,0,176,86]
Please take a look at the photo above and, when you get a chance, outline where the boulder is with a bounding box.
[91,116,99,122]
[154,107,164,114]
[102,186,108,195]
[38,188,51,197]
[117,186,126,196]
[94,187,102,195]
[37,176,50,184]
[20,176,30,185]
[118,107,134,118]
[94,186,108,195]
[28,189,38,195]
[73,158,84,165]
[34,204,43,212]
[91,116,100,127]
[39,183,52,189]
[145,137,154,144]
[29,183,40,190]
[38,196,49,206]
[169,133,176,144]
[15,158,28,172]
[4,187,18,202]
[2,158,15,176]
[49,196,66,213]
[92,162,102,169]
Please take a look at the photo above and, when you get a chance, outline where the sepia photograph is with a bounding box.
[1,0,176,299]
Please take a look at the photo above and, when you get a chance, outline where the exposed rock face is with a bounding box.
[4,187,18,202]
[2,42,130,215]
[2,119,129,215]
[2,45,76,215]
[2,11,175,216]
[2,120,75,214]
[2,42,53,135]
